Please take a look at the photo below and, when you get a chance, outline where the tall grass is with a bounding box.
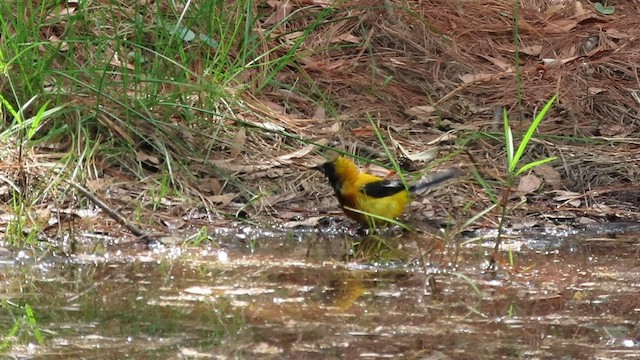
[0,0,339,244]
[488,0,557,265]
[493,96,557,254]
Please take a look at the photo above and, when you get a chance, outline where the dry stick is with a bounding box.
[68,182,152,243]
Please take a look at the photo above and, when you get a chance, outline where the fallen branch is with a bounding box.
[68,182,154,244]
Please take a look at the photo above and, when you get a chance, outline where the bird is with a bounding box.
[314,155,460,227]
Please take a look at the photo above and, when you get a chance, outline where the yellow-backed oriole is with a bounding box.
[315,155,459,226]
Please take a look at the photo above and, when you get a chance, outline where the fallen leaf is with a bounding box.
[460,73,498,83]
[45,7,76,21]
[389,134,440,162]
[406,105,436,121]
[545,19,578,33]
[86,178,114,192]
[600,124,627,137]
[260,100,287,115]
[541,56,578,67]
[263,0,294,26]
[479,55,513,71]
[336,33,360,44]
[533,165,562,186]
[300,57,346,71]
[109,52,136,70]
[333,33,360,43]
[605,28,628,40]
[588,87,607,95]
[34,209,52,227]
[136,150,160,165]
[574,0,587,16]
[544,4,569,17]
[567,199,581,207]
[160,218,186,230]
[283,31,305,41]
[312,106,326,119]
[517,174,541,193]
[459,74,475,83]
[520,45,542,56]
[552,190,581,201]
[389,58,406,66]
[207,193,237,206]
[552,190,582,207]
[592,203,612,214]
[197,178,222,194]
[408,148,440,162]
[277,139,329,161]
[282,216,325,228]
[48,35,69,51]
[577,216,597,224]
[351,126,373,136]
[327,122,340,133]
[427,132,457,145]
[230,128,246,158]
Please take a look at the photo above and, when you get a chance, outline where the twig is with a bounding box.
[68,182,153,243]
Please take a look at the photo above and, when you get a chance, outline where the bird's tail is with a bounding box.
[409,168,461,195]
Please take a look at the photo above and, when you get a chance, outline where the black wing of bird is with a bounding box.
[361,180,407,198]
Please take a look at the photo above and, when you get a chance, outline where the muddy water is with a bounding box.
[1,225,640,359]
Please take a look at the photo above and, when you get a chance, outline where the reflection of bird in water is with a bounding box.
[324,277,365,311]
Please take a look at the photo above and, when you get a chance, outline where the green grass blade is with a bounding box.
[24,304,44,344]
[26,101,64,140]
[516,156,557,175]
[460,202,497,230]
[473,169,498,204]
[511,94,557,170]
[0,94,20,123]
[367,114,409,189]
[503,108,515,171]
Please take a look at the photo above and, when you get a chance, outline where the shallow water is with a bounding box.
[1,224,640,359]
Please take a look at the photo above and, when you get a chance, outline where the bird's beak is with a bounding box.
[312,163,326,173]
